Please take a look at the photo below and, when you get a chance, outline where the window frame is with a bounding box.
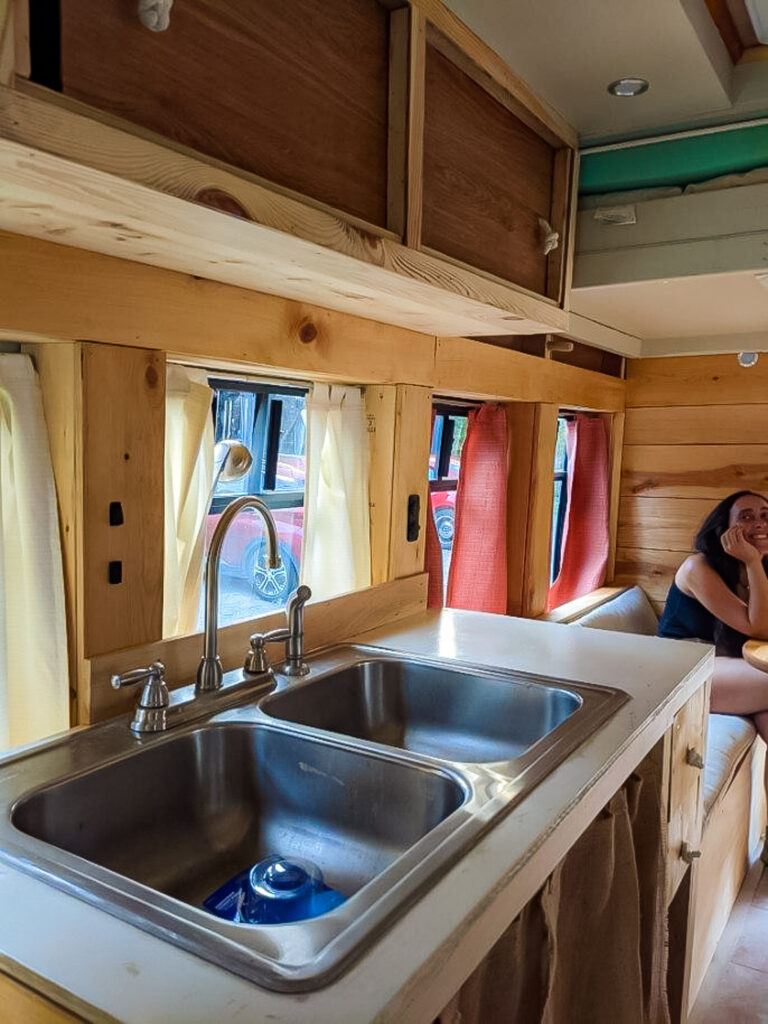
[429,403,471,492]
[550,415,569,582]
[208,378,308,515]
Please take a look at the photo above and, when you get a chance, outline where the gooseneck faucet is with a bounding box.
[197,496,281,693]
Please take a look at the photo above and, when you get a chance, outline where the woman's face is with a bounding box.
[728,495,768,554]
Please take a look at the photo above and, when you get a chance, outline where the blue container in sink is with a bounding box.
[204,854,346,924]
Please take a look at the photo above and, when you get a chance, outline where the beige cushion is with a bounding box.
[703,714,757,820]
[576,586,659,637]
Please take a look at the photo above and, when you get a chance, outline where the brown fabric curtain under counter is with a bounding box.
[437,757,670,1024]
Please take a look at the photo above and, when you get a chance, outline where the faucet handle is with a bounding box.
[110,662,169,733]
[244,629,289,675]
[244,635,271,675]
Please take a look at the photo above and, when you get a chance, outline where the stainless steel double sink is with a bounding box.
[0,646,627,991]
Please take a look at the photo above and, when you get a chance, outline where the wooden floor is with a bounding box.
[689,859,768,1023]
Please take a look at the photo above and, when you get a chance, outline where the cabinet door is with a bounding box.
[52,0,391,227]
[422,33,572,302]
[667,684,709,900]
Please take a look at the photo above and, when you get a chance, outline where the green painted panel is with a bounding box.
[580,124,768,195]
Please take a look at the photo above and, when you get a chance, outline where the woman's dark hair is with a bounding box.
[694,490,768,655]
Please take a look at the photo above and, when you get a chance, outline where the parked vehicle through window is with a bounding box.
[204,379,308,627]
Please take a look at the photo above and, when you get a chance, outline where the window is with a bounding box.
[428,404,470,587]
[205,379,307,627]
[550,415,569,583]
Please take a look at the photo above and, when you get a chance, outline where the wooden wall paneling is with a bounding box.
[625,403,768,445]
[617,496,710,553]
[621,443,768,499]
[81,343,165,660]
[389,385,432,579]
[524,404,559,617]
[365,385,398,584]
[57,0,391,228]
[627,354,768,408]
[618,357,768,601]
[545,147,574,303]
[0,235,620,405]
[613,547,683,605]
[422,38,555,295]
[605,411,625,581]
[435,336,625,410]
[21,341,83,725]
[0,232,438,385]
[506,403,537,616]
[86,574,428,722]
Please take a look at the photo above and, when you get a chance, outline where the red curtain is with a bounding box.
[547,414,610,611]
[425,414,444,609]
[446,404,508,614]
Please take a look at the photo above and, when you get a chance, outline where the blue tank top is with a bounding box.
[657,581,747,657]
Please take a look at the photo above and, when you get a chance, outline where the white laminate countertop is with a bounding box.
[0,609,713,1024]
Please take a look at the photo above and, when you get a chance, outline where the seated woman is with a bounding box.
[659,490,768,751]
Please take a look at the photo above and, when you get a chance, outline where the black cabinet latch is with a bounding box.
[407,494,420,542]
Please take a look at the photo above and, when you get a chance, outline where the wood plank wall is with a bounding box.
[615,355,768,612]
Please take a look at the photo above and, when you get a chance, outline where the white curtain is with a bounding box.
[301,384,371,601]
[0,355,69,750]
[163,365,215,637]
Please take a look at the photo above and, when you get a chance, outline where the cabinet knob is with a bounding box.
[686,747,704,770]
[681,842,702,864]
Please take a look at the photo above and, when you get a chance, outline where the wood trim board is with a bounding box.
[0,86,568,337]
[0,232,623,409]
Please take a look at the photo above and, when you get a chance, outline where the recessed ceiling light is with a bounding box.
[607,78,649,97]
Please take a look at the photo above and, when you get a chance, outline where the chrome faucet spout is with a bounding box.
[197,496,280,693]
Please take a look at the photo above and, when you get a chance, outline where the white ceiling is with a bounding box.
[443,0,768,142]
[571,271,768,339]
[441,1,768,352]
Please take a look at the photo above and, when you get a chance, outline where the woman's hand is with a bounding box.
[721,525,762,565]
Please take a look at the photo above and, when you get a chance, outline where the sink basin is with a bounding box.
[13,723,463,907]
[0,647,627,991]
[5,721,472,990]
[261,657,582,763]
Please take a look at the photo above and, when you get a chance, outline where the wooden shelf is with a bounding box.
[0,84,569,337]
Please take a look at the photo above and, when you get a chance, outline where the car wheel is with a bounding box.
[248,544,299,603]
[434,508,454,550]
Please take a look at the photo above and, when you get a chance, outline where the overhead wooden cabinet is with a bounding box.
[423,32,573,302]
[54,0,391,227]
[1,0,578,336]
